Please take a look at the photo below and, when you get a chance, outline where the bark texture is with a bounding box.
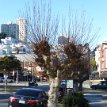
[48,78,59,107]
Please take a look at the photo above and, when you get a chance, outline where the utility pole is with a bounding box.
[16,69,18,83]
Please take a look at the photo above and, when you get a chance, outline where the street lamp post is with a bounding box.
[31,63,33,81]
[4,69,7,93]
[16,68,18,84]
[29,61,33,81]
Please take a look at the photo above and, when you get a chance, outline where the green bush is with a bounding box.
[61,92,89,107]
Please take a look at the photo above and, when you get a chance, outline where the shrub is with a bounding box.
[61,92,89,107]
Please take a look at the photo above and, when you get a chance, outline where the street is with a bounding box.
[0,99,8,107]
[83,80,107,107]
[1,81,107,107]
[0,93,10,107]
[84,93,107,107]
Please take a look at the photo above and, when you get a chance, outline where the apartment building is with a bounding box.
[1,23,19,40]
[95,41,107,78]
[16,18,27,42]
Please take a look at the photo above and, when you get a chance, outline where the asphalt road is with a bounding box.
[1,81,107,107]
[0,99,8,107]
[84,93,107,107]
[1,103,7,107]
[83,80,107,107]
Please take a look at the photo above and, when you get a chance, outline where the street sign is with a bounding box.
[66,80,73,88]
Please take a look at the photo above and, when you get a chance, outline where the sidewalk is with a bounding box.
[0,81,49,86]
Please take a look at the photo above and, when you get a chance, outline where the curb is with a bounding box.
[0,91,14,94]
[0,82,49,86]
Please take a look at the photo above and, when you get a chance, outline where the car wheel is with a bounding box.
[1,80,3,83]
[93,87,96,90]
[35,83,38,86]
[10,80,13,83]
[91,87,95,90]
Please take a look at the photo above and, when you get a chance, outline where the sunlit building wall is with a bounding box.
[95,41,107,78]
[16,18,27,42]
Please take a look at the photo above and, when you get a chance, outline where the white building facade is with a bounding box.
[0,37,31,55]
[0,37,38,76]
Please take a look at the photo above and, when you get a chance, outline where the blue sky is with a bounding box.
[0,0,107,45]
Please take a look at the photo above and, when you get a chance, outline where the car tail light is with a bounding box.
[9,97,17,102]
[27,100,40,105]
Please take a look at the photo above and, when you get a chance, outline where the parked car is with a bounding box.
[8,88,48,107]
[90,81,107,90]
[0,77,14,83]
[28,80,38,87]
[3,77,14,83]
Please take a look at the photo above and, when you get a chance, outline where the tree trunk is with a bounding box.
[47,78,60,107]
[78,81,83,91]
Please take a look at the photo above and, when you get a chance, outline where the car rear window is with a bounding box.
[15,89,40,98]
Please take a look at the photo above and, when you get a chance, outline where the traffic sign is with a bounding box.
[66,80,73,88]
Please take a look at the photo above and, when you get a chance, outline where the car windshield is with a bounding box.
[15,89,40,98]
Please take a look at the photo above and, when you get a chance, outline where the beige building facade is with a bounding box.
[95,41,107,78]
[16,18,27,42]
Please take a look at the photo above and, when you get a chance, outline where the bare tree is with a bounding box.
[60,10,99,91]
[24,1,99,107]
[25,1,60,107]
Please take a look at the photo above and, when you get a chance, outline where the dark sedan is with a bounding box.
[8,88,48,107]
[90,81,107,90]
